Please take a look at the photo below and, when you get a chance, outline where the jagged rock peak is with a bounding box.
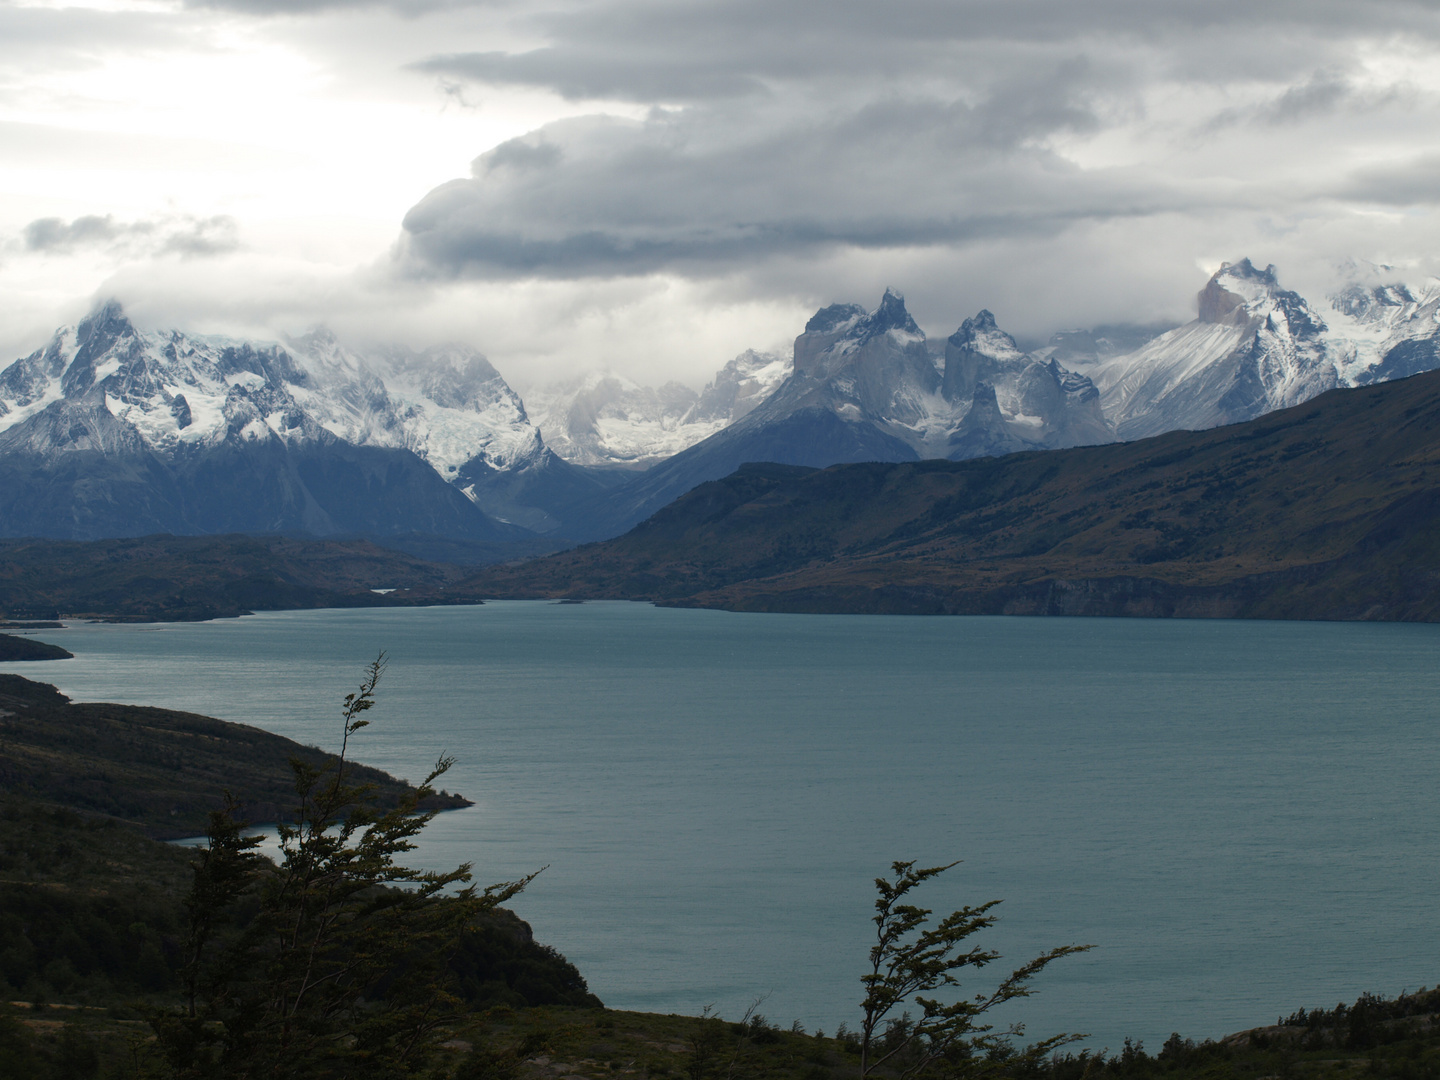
[73,298,139,358]
[1217,258,1278,285]
[870,288,920,336]
[1198,258,1283,324]
[793,291,924,384]
[946,310,1024,361]
[961,309,998,332]
[63,299,142,398]
[805,303,868,334]
[79,297,131,334]
[802,290,920,342]
[949,309,1011,346]
[1195,258,1328,340]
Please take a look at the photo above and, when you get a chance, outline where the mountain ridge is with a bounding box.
[557,288,1116,539]
[452,366,1440,621]
[6,257,1440,548]
[0,533,481,621]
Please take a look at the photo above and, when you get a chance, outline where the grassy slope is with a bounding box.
[0,674,469,839]
[459,369,1440,620]
[446,997,1440,1080]
[0,533,476,621]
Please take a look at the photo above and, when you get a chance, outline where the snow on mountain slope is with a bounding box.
[693,349,791,423]
[1326,267,1440,385]
[0,302,549,486]
[281,329,547,479]
[527,349,789,469]
[705,289,1113,466]
[566,290,1115,541]
[1093,259,1440,439]
[936,308,1112,456]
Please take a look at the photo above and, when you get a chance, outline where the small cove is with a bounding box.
[5,602,1438,1051]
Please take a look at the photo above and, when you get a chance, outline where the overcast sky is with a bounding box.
[3,0,1439,390]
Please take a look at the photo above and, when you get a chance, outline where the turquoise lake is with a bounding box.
[4,602,1438,1052]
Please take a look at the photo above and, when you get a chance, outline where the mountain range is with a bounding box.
[526,349,790,470]
[455,364,1440,621]
[2,258,1438,547]
[1086,259,1440,439]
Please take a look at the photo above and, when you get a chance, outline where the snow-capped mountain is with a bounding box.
[568,289,1113,539]
[1092,259,1440,440]
[284,330,545,479]
[1327,265,1440,385]
[0,302,601,539]
[10,258,1440,548]
[527,349,789,470]
[938,309,1113,456]
[0,303,544,474]
[274,330,604,533]
[755,289,1111,462]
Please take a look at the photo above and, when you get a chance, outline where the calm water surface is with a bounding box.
[5,603,1438,1051]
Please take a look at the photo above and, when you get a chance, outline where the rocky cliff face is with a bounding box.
[559,289,1114,540]
[939,310,1112,455]
[715,290,1112,467]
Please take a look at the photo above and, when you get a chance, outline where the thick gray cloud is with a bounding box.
[1201,70,1417,131]
[410,0,1440,103]
[23,216,122,252]
[10,0,1440,378]
[1338,155,1440,205]
[183,0,460,13]
[394,0,1440,283]
[21,215,239,258]
[397,97,1183,277]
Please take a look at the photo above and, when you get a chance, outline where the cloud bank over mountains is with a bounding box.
[2,0,1439,387]
[395,0,1440,287]
[22,214,239,260]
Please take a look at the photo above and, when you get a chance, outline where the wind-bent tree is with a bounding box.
[152,655,535,1080]
[859,861,1090,1080]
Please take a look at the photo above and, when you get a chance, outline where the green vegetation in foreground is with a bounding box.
[1,668,1436,1078]
[0,796,599,1077]
[0,533,478,622]
[438,993,1440,1080]
[5,990,1440,1080]
[0,631,72,660]
[0,674,469,839]
[459,368,1440,621]
[0,658,599,1077]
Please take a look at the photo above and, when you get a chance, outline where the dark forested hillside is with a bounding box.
[458,368,1440,621]
[0,533,477,621]
[0,674,469,839]
[0,670,599,1076]
[0,632,71,660]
